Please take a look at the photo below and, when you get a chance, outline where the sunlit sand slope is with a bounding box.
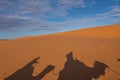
[0,24,120,80]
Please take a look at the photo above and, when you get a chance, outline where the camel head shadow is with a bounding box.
[92,61,109,79]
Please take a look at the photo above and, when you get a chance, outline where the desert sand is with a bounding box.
[0,24,120,80]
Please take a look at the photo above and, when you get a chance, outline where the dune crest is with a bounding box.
[14,24,120,40]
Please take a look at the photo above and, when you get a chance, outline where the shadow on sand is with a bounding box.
[4,52,109,80]
[58,52,109,80]
[4,57,55,80]
[117,59,120,62]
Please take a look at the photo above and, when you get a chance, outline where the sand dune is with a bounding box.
[0,24,120,80]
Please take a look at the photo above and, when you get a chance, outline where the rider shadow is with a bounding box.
[4,57,55,80]
[58,52,109,80]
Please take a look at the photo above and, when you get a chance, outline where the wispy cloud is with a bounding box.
[0,0,87,17]
[0,0,120,32]
[96,5,120,23]
[97,5,120,17]
[0,15,32,31]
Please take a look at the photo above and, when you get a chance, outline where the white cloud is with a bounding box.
[18,0,52,16]
[57,0,86,8]
[0,0,87,17]
[0,0,120,32]
[97,5,120,18]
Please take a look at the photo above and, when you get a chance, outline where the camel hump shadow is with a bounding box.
[4,57,55,80]
[58,52,109,80]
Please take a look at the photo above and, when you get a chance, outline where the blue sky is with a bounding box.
[0,0,120,39]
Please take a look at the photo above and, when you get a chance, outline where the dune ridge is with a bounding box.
[12,24,120,41]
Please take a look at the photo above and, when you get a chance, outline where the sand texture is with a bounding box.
[0,24,120,80]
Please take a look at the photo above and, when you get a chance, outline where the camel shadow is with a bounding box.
[58,52,109,80]
[4,52,109,80]
[4,57,55,80]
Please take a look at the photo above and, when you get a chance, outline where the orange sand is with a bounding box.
[0,24,120,80]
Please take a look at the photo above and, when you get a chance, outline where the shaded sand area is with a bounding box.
[0,24,120,80]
